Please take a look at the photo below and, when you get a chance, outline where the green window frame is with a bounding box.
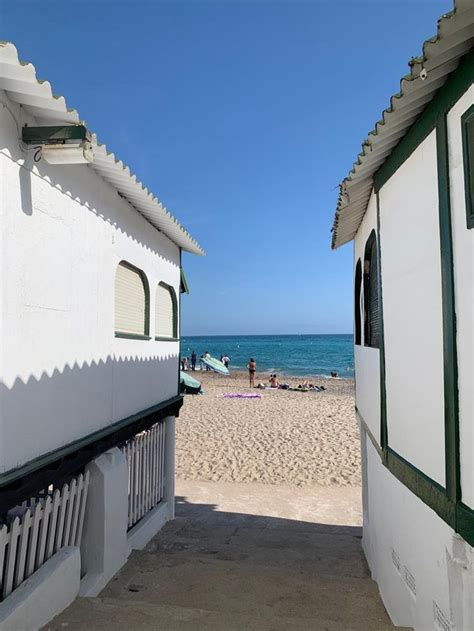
[114,261,151,340]
[180,268,190,294]
[461,104,474,229]
[155,282,179,341]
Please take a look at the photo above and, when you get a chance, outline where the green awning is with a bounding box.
[180,268,190,294]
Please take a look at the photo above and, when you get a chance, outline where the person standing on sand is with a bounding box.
[247,358,256,387]
[191,351,197,371]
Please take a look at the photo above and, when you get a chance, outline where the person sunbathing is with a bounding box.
[269,374,280,388]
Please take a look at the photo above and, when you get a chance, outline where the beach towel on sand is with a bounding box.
[222,393,262,399]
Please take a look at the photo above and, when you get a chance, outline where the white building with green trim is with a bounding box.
[0,42,202,627]
[331,3,473,630]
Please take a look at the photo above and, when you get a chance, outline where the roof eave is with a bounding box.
[0,42,204,256]
[331,0,474,250]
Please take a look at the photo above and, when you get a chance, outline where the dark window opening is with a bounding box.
[363,231,380,349]
[354,259,362,345]
[461,105,474,229]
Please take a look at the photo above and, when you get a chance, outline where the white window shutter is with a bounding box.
[115,263,147,335]
[155,284,175,338]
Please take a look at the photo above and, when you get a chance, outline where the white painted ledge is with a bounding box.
[0,546,80,631]
[127,500,173,550]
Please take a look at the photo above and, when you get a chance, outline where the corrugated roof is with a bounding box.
[0,42,204,255]
[331,0,474,250]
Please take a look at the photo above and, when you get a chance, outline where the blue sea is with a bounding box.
[180,334,354,379]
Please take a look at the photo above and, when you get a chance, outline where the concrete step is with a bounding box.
[101,551,389,624]
[47,482,407,630]
[45,595,398,631]
[144,519,369,579]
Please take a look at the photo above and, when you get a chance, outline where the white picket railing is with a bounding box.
[0,471,90,601]
[123,421,166,530]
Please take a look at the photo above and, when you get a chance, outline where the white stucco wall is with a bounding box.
[447,85,474,510]
[354,191,381,446]
[378,130,445,486]
[361,428,473,631]
[0,93,181,474]
[354,345,380,442]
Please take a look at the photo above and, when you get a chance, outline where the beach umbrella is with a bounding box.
[201,355,230,375]
[180,371,202,394]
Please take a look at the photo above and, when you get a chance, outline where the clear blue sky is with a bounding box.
[2,0,450,335]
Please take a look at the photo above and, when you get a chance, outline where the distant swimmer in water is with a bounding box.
[247,358,256,387]
[331,371,338,378]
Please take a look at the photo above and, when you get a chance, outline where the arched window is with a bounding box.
[363,231,380,349]
[115,261,150,338]
[155,282,178,340]
[354,259,362,345]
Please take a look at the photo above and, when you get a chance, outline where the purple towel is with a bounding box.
[222,393,262,399]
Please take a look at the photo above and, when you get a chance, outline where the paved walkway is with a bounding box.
[47,481,403,630]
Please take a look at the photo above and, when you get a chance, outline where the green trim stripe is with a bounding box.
[375,192,388,457]
[436,116,461,504]
[0,395,183,488]
[386,448,455,526]
[115,333,151,341]
[456,503,474,546]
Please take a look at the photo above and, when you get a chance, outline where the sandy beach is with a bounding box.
[176,371,360,487]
